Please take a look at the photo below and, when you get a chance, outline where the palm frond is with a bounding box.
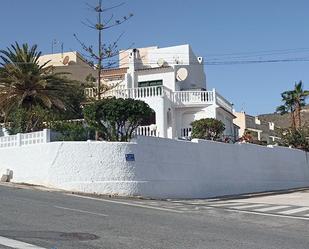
[0,42,82,118]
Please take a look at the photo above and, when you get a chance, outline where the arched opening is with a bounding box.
[140,111,156,126]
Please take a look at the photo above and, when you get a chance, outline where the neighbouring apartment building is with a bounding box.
[233,111,279,143]
[38,51,97,82]
[84,44,237,140]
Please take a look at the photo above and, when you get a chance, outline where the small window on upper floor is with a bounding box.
[138,80,163,87]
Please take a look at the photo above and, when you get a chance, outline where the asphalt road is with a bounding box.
[1,184,309,249]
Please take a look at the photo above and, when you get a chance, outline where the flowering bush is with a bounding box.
[191,118,225,141]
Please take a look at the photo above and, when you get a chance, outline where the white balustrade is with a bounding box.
[84,86,233,112]
[85,86,164,99]
[0,129,51,148]
[172,91,214,105]
[180,127,192,138]
[135,125,158,137]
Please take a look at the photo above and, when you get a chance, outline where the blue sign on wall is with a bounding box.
[125,154,135,161]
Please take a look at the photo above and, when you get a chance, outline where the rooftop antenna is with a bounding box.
[61,43,64,57]
[51,39,59,54]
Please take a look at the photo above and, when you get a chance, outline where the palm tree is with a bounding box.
[288,81,309,128]
[276,91,296,128]
[0,43,82,131]
[276,81,308,129]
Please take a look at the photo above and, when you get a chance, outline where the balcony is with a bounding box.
[85,86,233,113]
[173,91,214,107]
[85,86,165,99]
[135,125,159,137]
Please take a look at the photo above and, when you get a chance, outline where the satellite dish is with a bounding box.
[176,68,188,81]
[157,58,165,67]
[63,56,70,65]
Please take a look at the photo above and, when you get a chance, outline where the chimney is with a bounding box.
[129,48,140,71]
[128,49,140,88]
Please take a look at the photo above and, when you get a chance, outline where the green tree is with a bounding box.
[50,121,95,141]
[276,91,296,128]
[191,118,225,141]
[85,73,96,85]
[74,0,133,99]
[286,81,308,128]
[278,127,309,152]
[0,42,84,132]
[276,81,308,128]
[83,97,154,141]
[5,106,49,134]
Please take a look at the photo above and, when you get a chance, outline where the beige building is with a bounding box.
[233,111,279,143]
[38,51,97,82]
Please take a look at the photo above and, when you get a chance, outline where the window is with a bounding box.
[138,80,163,87]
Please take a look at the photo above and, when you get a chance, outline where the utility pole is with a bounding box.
[51,39,58,54]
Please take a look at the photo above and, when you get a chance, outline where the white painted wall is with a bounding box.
[133,44,206,91]
[0,142,139,195]
[148,44,190,67]
[175,64,206,91]
[140,96,169,138]
[136,69,175,91]
[0,137,308,199]
[217,108,235,138]
[175,105,216,137]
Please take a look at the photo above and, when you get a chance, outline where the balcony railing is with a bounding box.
[135,125,158,137]
[85,86,233,112]
[180,127,192,138]
[172,91,214,106]
[85,86,164,99]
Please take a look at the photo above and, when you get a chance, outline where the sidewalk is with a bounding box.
[230,188,309,207]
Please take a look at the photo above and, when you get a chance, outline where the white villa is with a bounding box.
[1,44,237,140]
[85,44,237,140]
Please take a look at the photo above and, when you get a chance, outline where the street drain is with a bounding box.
[0,231,99,241]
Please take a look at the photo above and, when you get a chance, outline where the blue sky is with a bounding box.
[1,0,308,115]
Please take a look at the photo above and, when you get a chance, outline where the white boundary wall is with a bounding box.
[0,136,308,198]
[0,129,50,148]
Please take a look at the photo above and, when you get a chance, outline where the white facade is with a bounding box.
[86,44,236,140]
